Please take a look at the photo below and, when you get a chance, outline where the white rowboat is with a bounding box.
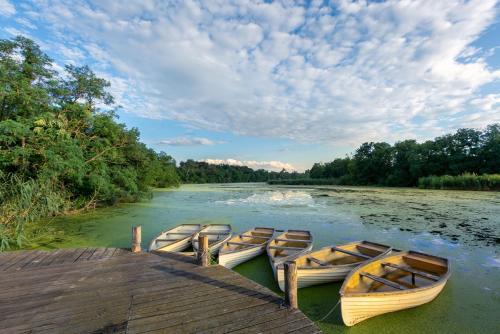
[266,230,313,279]
[218,227,275,269]
[192,224,232,255]
[276,241,392,291]
[148,224,203,252]
[340,250,451,326]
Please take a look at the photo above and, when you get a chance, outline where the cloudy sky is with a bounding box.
[1,0,499,171]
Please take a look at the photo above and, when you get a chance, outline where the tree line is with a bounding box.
[305,125,500,187]
[177,160,303,183]
[0,37,179,249]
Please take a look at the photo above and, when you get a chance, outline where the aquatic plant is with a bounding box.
[418,173,500,190]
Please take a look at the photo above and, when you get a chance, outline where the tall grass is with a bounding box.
[418,173,500,191]
[0,174,68,250]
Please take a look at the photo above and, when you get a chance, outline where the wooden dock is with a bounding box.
[0,248,321,333]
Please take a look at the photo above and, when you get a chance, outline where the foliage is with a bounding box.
[302,124,500,188]
[177,160,305,183]
[0,36,179,250]
[418,173,500,190]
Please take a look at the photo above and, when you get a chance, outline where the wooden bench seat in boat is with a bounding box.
[269,245,308,251]
[199,232,231,236]
[307,256,332,267]
[332,246,371,260]
[273,238,312,243]
[239,234,272,239]
[382,262,440,281]
[360,272,408,290]
[226,241,261,247]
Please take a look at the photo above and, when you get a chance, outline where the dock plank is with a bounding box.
[0,248,320,333]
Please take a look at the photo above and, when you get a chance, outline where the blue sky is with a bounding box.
[1,0,499,171]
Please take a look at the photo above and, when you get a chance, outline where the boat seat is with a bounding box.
[382,262,440,281]
[155,238,178,242]
[199,232,230,236]
[227,241,261,246]
[269,246,306,251]
[166,232,194,235]
[332,246,371,260]
[360,272,408,290]
[240,234,272,239]
[274,238,312,243]
[307,256,332,267]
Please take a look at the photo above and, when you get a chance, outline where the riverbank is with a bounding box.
[6,184,499,333]
[269,173,500,191]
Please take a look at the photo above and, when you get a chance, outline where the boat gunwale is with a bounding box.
[339,250,451,298]
[148,223,204,251]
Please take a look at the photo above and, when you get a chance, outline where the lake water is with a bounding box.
[30,183,499,333]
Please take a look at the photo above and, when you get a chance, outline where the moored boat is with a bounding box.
[192,224,232,255]
[276,241,392,291]
[148,224,203,252]
[218,227,275,269]
[340,250,451,326]
[266,230,313,279]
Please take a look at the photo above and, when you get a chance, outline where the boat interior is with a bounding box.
[153,224,203,250]
[221,228,275,252]
[295,241,391,268]
[268,230,312,260]
[194,224,232,246]
[343,251,449,294]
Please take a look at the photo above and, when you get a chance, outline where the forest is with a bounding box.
[177,160,303,183]
[296,125,500,188]
[0,37,179,249]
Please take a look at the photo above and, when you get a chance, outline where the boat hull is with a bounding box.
[219,245,266,269]
[341,279,448,326]
[277,265,353,291]
[156,237,192,252]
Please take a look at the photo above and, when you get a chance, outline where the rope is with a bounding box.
[314,299,341,322]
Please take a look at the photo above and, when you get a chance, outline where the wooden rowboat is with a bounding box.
[218,227,275,269]
[148,224,203,252]
[266,230,313,279]
[340,250,451,326]
[192,224,232,255]
[276,241,392,291]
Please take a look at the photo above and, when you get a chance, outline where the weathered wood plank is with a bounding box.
[0,248,319,334]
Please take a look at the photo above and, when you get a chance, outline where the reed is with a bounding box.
[418,173,500,191]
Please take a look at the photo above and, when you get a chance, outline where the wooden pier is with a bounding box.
[0,248,321,333]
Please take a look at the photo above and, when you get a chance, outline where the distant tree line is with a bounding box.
[304,125,500,187]
[0,37,179,249]
[177,160,304,183]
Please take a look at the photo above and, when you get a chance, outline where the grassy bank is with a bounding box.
[418,174,500,190]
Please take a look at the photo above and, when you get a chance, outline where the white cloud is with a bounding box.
[203,159,296,172]
[0,0,15,17]
[159,137,223,146]
[21,0,500,145]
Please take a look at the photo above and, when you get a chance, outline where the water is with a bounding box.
[28,183,499,333]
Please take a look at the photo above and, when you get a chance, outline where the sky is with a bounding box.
[1,0,499,171]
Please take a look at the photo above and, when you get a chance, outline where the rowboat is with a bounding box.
[192,224,232,255]
[340,250,451,326]
[276,241,392,291]
[267,230,313,279]
[218,227,275,269]
[148,224,203,252]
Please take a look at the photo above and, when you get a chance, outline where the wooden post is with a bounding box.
[284,261,298,309]
[197,235,209,267]
[132,225,141,253]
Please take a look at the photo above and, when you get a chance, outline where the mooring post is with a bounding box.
[284,261,298,309]
[132,225,141,253]
[197,235,209,266]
